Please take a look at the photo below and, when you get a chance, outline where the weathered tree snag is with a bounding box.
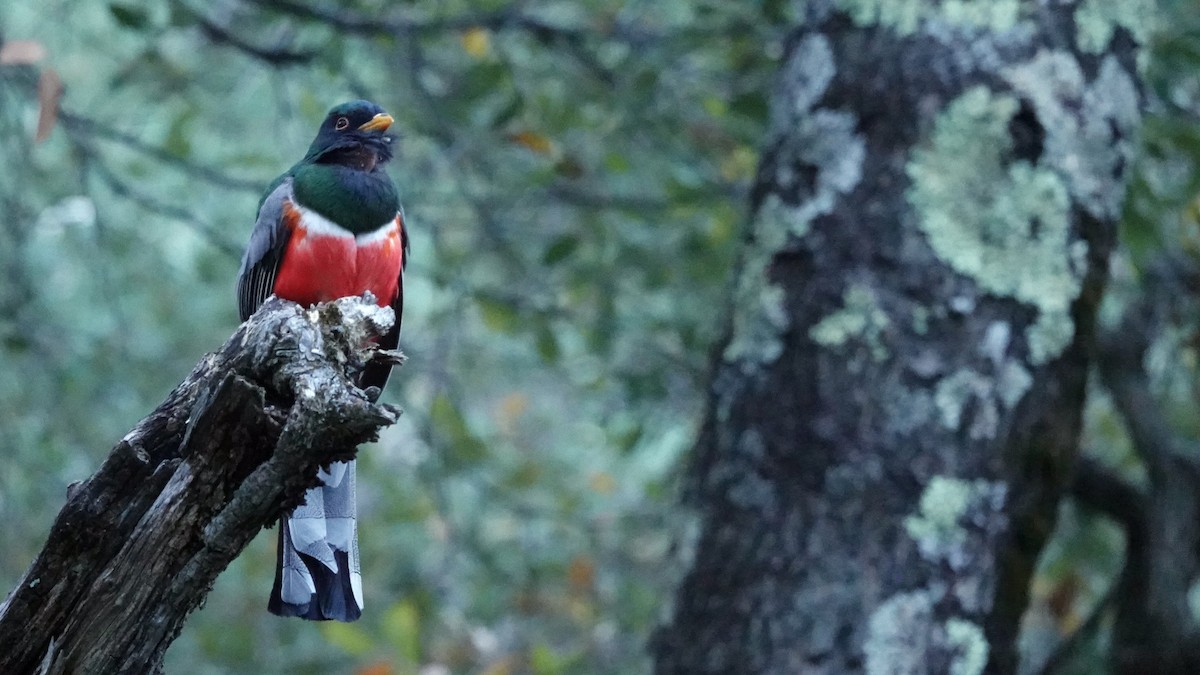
[654,3,1149,674]
[0,296,401,675]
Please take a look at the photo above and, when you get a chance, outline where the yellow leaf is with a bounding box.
[566,555,595,593]
[495,392,529,435]
[0,39,46,65]
[568,596,595,622]
[588,472,616,495]
[461,27,491,58]
[508,130,554,155]
[720,145,757,181]
[1058,609,1082,635]
[356,661,395,675]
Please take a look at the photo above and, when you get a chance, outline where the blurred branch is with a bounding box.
[241,0,626,83]
[185,5,318,66]
[244,0,590,39]
[242,0,771,45]
[1070,458,1146,536]
[0,296,400,674]
[1090,254,1200,672]
[89,156,244,258]
[58,110,264,192]
[1096,255,1200,484]
[544,182,744,212]
[56,115,245,258]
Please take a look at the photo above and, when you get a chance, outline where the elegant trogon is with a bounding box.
[236,100,408,622]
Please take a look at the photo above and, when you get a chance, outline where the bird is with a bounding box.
[236,100,408,621]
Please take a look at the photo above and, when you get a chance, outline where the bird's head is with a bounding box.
[302,100,396,171]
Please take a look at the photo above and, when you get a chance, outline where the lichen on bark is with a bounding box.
[836,0,1022,35]
[907,85,1082,365]
[1074,0,1159,54]
[723,33,864,371]
[809,284,890,358]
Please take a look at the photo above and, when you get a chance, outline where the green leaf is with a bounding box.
[611,421,643,453]
[383,599,421,663]
[729,91,769,125]
[529,643,583,675]
[490,93,524,130]
[430,393,488,467]
[530,643,563,675]
[542,235,579,265]
[460,62,511,105]
[604,152,631,173]
[320,621,373,656]
[536,324,560,362]
[476,294,521,333]
[163,108,196,158]
[109,3,150,30]
[506,460,543,489]
[701,95,727,117]
[761,0,791,23]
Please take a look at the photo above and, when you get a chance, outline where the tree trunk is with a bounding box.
[655,3,1148,673]
[0,296,400,675]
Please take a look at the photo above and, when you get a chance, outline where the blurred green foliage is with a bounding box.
[0,1,780,672]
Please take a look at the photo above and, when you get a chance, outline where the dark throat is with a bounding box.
[317,146,379,172]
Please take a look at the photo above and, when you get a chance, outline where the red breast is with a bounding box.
[272,198,405,308]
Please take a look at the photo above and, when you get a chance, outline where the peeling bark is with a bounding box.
[654,2,1148,673]
[0,296,401,675]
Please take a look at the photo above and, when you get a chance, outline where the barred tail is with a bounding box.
[268,460,363,621]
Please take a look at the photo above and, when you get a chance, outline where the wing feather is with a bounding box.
[237,179,295,321]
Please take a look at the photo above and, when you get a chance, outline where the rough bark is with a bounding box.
[0,295,401,675]
[655,2,1149,673]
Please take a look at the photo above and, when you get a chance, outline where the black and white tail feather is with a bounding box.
[268,461,363,621]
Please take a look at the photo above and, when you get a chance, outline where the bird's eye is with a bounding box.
[334,117,350,130]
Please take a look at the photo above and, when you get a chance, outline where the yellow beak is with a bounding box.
[358,112,393,133]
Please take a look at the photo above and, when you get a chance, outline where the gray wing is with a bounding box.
[237,179,294,321]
